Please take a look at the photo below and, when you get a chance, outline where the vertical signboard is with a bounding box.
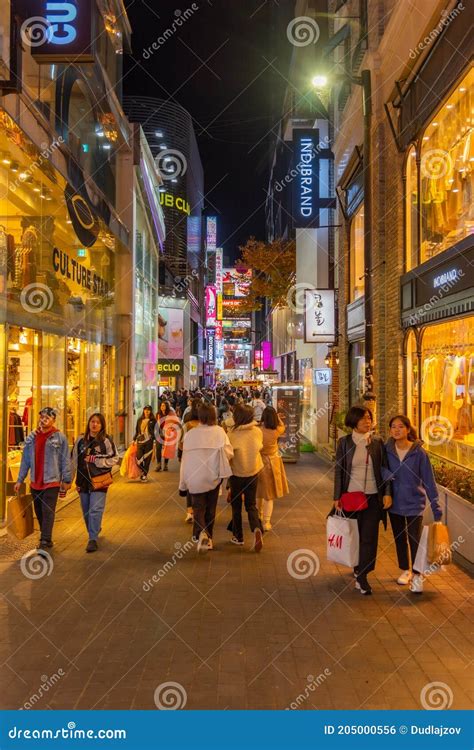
[206,216,217,254]
[215,247,223,293]
[205,286,217,327]
[304,289,336,343]
[206,332,216,363]
[273,386,300,462]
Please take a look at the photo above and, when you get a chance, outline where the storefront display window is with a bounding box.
[40,332,65,429]
[350,204,364,301]
[419,318,474,469]
[405,330,419,430]
[405,148,418,271]
[420,67,474,263]
[349,341,365,406]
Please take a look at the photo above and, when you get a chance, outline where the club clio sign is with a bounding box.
[21,0,95,63]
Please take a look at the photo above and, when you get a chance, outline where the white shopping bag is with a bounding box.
[326,511,359,568]
[413,525,431,575]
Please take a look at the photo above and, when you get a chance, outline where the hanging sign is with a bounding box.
[304,289,336,343]
[21,0,95,63]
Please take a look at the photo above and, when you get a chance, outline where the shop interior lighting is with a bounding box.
[103,143,112,150]
[18,170,29,181]
[155,131,164,138]
[10,161,19,172]
[160,144,167,149]
[96,128,105,137]
[312,74,328,88]
[0,152,11,165]
[19,328,28,344]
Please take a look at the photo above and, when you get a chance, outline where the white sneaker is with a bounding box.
[397,570,412,585]
[207,538,214,550]
[263,521,272,532]
[197,531,209,553]
[184,511,193,524]
[409,574,424,594]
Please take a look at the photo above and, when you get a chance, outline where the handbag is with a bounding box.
[86,446,113,491]
[340,444,369,512]
[7,493,34,540]
[428,522,451,566]
[326,510,360,568]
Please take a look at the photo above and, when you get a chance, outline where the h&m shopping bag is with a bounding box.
[428,522,452,566]
[7,494,34,540]
[326,511,359,568]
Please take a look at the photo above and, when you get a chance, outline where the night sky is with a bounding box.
[123,0,294,260]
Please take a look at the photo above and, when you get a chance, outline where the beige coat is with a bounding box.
[257,425,289,501]
[228,422,263,477]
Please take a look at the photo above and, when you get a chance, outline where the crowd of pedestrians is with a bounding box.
[14,385,443,597]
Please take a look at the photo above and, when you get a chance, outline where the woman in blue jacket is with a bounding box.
[386,415,442,594]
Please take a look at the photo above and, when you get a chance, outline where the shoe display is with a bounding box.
[397,570,412,585]
[409,574,424,594]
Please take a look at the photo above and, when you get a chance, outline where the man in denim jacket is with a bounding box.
[14,407,71,551]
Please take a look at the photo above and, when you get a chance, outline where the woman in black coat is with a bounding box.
[333,406,392,596]
[134,406,156,482]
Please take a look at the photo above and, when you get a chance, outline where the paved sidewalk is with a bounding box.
[0,454,472,710]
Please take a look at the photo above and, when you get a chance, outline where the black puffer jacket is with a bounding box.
[333,433,391,505]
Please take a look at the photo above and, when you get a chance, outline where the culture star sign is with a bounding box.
[304,290,335,343]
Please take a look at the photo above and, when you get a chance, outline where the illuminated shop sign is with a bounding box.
[206,332,215,363]
[304,289,336,343]
[159,192,190,216]
[215,247,223,293]
[65,183,99,248]
[157,360,183,374]
[206,286,217,327]
[292,129,335,228]
[313,368,332,386]
[52,248,109,295]
[206,216,217,253]
[433,268,462,288]
[26,0,95,63]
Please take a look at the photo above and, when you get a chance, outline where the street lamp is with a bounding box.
[311,70,374,407]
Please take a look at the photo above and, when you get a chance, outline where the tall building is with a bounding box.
[328,0,473,474]
[123,96,205,389]
[0,0,135,517]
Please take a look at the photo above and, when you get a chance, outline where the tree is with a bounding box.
[232,237,296,313]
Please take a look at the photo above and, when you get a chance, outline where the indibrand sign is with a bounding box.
[292,129,335,227]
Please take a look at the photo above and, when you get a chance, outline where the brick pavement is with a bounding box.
[0,454,472,711]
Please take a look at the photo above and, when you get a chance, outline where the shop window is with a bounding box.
[349,204,364,301]
[420,67,474,262]
[405,330,419,430]
[405,147,418,271]
[66,337,86,448]
[419,318,474,469]
[349,341,365,405]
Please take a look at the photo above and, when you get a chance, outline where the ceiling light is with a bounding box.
[10,161,19,172]
[0,152,11,165]
[155,130,164,138]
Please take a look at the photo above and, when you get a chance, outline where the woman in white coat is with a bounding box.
[179,402,233,553]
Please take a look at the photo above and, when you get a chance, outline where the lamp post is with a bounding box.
[312,69,374,409]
